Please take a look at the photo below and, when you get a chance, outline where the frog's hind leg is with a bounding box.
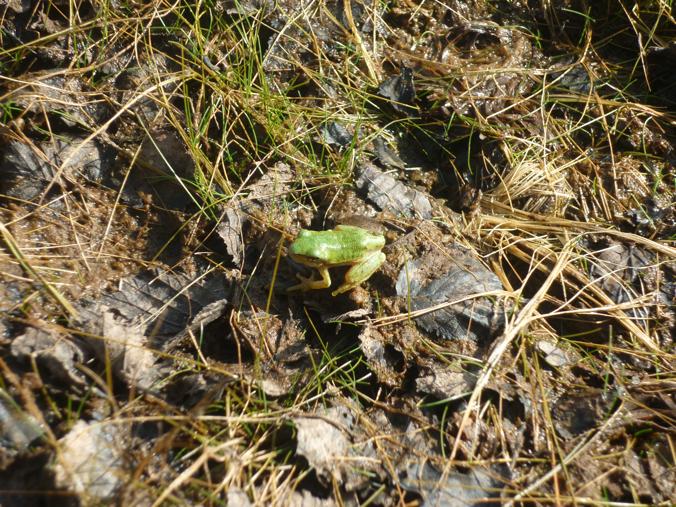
[287,266,332,293]
[332,251,386,296]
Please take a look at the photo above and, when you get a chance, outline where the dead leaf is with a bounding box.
[373,136,406,169]
[415,363,475,400]
[0,139,113,200]
[101,309,159,391]
[355,163,432,219]
[11,326,85,386]
[396,247,505,342]
[536,340,574,367]
[401,461,505,506]
[0,388,45,467]
[320,122,353,149]
[294,414,349,482]
[378,67,416,115]
[358,325,403,387]
[216,207,246,265]
[293,404,378,489]
[53,420,128,501]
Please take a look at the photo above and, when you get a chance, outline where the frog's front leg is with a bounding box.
[332,251,386,296]
[287,266,332,292]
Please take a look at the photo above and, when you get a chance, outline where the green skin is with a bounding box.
[287,225,386,296]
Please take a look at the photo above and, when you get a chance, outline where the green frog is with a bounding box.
[287,225,386,296]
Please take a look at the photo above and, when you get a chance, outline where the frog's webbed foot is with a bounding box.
[287,268,332,293]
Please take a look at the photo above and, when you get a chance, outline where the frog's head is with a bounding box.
[289,230,329,265]
[288,252,325,267]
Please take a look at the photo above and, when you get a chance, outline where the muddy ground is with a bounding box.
[0,0,674,506]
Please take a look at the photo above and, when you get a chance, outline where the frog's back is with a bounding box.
[291,226,383,263]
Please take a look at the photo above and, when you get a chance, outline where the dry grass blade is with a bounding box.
[506,404,626,506]
[151,439,244,507]
[0,223,78,319]
[449,239,578,462]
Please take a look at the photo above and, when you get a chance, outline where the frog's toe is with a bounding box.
[287,275,309,292]
[288,274,332,292]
